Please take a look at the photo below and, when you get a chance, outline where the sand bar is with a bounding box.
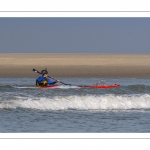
[0,54,150,78]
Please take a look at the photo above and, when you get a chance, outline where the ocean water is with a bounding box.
[0,77,150,133]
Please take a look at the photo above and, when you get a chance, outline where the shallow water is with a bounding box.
[0,78,150,132]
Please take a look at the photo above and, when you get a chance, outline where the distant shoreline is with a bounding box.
[1,54,150,78]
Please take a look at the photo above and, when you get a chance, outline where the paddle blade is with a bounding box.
[32,68,37,72]
[32,68,41,74]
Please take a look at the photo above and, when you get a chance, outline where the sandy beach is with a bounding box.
[0,54,150,78]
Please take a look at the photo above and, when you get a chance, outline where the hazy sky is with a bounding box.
[0,18,150,54]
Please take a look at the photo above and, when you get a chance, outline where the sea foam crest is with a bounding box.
[1,94,150,110]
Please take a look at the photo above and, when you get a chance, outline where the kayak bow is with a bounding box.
[78,84,120,89]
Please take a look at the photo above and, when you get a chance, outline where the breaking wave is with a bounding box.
[1,94,150,111]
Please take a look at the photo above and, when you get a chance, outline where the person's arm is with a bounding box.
[47,78,57,85]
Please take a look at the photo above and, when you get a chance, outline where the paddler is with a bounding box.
[36,69,59,87]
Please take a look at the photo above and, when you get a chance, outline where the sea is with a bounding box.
[0,77,150,133]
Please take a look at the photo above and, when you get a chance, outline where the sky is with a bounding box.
[0,17,150,54]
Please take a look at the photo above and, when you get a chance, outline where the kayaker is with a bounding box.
[36,69,59,86]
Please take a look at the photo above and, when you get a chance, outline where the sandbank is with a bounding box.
[0,54,150,78]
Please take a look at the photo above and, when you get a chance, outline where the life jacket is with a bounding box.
[36,76,48,87]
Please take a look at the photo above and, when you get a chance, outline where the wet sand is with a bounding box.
[0,54,150,78]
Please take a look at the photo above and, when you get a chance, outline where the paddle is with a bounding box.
[32,68,71,86]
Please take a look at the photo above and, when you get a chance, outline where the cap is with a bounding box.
[41,69,48,75]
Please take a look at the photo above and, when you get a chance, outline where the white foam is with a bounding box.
[12,85,79,89]
[1,94,150,111]
[12,86,38,89]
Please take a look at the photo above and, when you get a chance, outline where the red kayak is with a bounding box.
[38,84,120,89]
[38,85,60,88]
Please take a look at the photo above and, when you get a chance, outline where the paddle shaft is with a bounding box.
[48,76,69,85]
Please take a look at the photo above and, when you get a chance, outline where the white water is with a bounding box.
[1,94,150,111]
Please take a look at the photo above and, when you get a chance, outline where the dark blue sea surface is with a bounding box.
[0,78,150,133]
